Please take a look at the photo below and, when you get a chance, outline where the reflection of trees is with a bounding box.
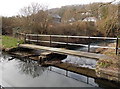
[17,59,47,78]
[0,53,10,62]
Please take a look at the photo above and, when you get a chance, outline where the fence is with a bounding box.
[17,33,120,55]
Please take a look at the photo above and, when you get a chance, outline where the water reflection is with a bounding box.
[0,53,47,78]
[17,59,47,78]
[0,53,10,62]
[1,55,94,87]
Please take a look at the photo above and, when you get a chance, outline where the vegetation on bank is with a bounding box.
[2,35,23,49]
[96,42,120,82]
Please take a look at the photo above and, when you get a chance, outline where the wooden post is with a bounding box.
[88,37,91,52]
[116,37,118,55]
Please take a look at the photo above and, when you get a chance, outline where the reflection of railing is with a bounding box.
[17,33,120,55]
[48,66,97,87]
[48,66,119,87]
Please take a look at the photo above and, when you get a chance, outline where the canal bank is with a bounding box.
[1,35,23,52]
[96,43,120,82]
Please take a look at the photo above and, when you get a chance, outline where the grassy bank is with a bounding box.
[96,43,120,82]
[2,35,23,49]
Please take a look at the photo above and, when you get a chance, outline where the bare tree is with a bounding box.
[20,3,47,16]
[19,3,49,34]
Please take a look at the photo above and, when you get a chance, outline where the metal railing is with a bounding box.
[17,33,120,55]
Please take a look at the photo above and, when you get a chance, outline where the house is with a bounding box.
[52,14,61,23]
[83,17,97,22]
[68,18,75,22]
[81,12,91,15]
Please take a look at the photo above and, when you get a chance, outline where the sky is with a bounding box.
[0,0,119,17]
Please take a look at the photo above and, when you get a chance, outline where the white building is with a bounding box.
[68,18,75,22]
[83,17,97,22]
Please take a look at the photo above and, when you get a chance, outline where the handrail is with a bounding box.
[26,39,118,49]
[25,34,120,40]
[18,33,120,55]
[17,33,120,40]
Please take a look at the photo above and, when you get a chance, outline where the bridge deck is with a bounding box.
[19,44,110,60]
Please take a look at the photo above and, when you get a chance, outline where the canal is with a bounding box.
[0,52,94,87]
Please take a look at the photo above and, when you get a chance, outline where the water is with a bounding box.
[62,55,96,69]
[61,40,114,69]
[60,40,119,88]
[1,53,119,88]
[0,53,94,87]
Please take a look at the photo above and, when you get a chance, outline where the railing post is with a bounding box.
[65,35,69,48]
[88,36,91,52]
[18,33,19,39]
[116,37,118,55]
[66,36,68,45]
[24,33,26,43]
[17,32,18,38]
[28,35,30,44]
[17,32,20,45]
[50,35,52,47]
[37,34,38,44]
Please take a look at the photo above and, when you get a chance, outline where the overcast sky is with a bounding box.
[0,0,119,17]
